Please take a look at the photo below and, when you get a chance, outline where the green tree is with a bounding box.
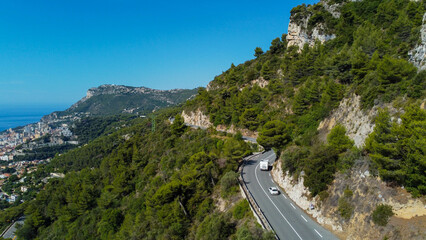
[377,56,417,85]
[171,114,187,136]
[366,106,426,196]
[261,61,273,80]
[239,108,259,131]
[303,145,339,196]
[327,125,354,153]
[269,37,283,54]
[195,213,233,240]
[254,47,264,58]
[372,204,393,226]
[220,171,239,197]
[257,120,291,150]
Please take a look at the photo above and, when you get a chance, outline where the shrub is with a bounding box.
[343,187,353,198]
[338,197,353,220]
[220,171,239,198]
[196,213,233,240]
[372,204,394,226]
[232,200,250,220]
[327,125,354,153]
[318,190,329,202]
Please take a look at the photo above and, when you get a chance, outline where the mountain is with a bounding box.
[2,1,425,240]
[181,0,425,238]
[42,84,197,120]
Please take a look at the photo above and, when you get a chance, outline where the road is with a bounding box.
[185,123,338,239]
[1,217,24,240]
[242,150,339,240]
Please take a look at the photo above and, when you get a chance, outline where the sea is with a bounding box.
[0,115,44,132]
[0,104,69,132]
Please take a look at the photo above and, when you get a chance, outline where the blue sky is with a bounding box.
[0,0,318,112]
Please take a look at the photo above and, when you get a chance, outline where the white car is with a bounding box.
[268,187,279,195]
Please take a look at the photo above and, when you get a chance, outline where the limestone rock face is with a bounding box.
[317,95,375,148]
[272,154,426,240]
[408,13,426,71]
[286,0,339,50]
[317,94,402,148]
[286,18,336,50]
[181,109,212,129]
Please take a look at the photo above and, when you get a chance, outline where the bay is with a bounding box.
[0,115,43,132]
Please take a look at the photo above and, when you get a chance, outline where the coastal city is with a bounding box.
[0,113,81,204]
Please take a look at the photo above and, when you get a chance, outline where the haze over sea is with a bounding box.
[0,104,69,132]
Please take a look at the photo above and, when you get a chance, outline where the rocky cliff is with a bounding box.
[317,94,401,148]
[272,158,426,240]
[286,0,341,49]
[408,13,426,70]
[181,109,259,138]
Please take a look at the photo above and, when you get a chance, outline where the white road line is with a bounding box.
[314,229,323,238]
[290,203,296,209]
[255,164,303,240]
[301,215,308,222]
[283,195,287,199]
[271,178,274,183]
[268,173,271,176]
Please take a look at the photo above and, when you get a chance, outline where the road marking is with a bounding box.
[268,173,271,176]
[301,215,308,222]
[271,178,274,183]
[290,203,296,209]
[255,164,303,240]
[282,195,287,199]
[314,229,323,238]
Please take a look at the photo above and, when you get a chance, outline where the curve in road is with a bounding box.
[242,150,339,240]
[185,123,338,239]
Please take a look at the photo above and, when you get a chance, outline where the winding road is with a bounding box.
[242,150,338,240]
[185,123,338,239]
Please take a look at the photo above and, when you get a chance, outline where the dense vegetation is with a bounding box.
[12,109,272,239]
[366,106,426,196]
[185,0,425,196]
[13,144,76,162]
[71,115,138,144]
[0,0,424,239]
[59,86,197,116]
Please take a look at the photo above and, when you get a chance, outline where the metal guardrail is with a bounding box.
[238,154,278,239]
[0,221,15,238]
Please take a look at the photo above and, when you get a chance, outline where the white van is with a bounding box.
[259,160,269,171]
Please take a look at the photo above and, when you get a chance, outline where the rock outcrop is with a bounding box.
[286,0,340,50]
[272,158,426,240]
[181,109,259,138]
[181,109,213,129]
[408,13,426,71]
[317,94,375,147]
[317,94,402,148]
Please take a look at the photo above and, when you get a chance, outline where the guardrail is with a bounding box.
[238,154,278,239]
[0,221,15,238]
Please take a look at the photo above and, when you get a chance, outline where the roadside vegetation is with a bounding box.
[185,0,425,197]
[0,0,424,239]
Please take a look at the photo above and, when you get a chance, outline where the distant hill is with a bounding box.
[7,1,425,240]
[43,84,197,120]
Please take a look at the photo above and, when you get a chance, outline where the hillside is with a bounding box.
[0,0,424,239]
[182,0,425,239]
[42,84,197,120]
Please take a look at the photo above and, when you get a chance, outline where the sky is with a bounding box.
[0,0,318,113]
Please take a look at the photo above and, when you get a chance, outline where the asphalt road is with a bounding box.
[2,217,24,239]
[242,150,339,240]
